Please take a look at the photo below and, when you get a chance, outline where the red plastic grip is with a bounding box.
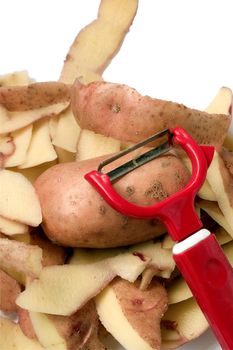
[173,232,233,349]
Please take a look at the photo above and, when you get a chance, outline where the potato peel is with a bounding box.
[0,238,43,279]
[0,82,71,111]
[0,102,69,134]
[56,0,138,154]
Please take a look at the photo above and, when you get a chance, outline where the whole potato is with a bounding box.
[34,153,189,248]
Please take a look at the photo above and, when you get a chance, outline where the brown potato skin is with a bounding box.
[35,153,189,248]
[221,149,233,176]
[48,300,101,350]
[0,269,21,313]
[0,82,71,111]
[112,277,168,350]
[72,81,231,149]
[18,308,38,340]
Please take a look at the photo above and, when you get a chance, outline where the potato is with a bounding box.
[0,82,71,111]
[71,80,231,148]
[0,269,21,313]
[34,152,189,247]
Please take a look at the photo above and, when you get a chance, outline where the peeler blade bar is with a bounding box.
[97,128,172,182]
[107,139,171,181]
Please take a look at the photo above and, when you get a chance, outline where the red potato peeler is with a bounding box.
[85,127,233,350]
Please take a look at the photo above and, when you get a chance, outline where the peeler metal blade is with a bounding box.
[98,128,172,182]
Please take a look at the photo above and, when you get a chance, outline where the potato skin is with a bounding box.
[111,278,168,349]
[72,81,231,149]
[18,308,37,340]
[221,149,233,176]
[0,82,71,111]
[0,269,21,313]
[48,300,101,350]
[35,153,189,248]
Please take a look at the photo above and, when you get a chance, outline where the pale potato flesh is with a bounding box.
[5,125,33,168]
[59,0,138,83]
[55,0,138,154]
[16,252,149,316]
[197,200,233,238]
[77,129,121,161]
[207,151,233,235]
[0,238,43,279]
[19,119,57,169]
[0,101,69,134]
[51,107,81,153]
[0,215,28,236]
[0,71,30,87]
[0,169,42,226]
[205,86,232,115]
[167,277,192,305]
[161,298,209,348]
[0,317,45,350]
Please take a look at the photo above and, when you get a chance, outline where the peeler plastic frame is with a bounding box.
[85,127,214,241]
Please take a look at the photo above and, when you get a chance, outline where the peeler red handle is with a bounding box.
[173,229,233,350]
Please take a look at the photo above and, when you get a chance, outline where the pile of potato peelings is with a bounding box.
[0,1,233,349]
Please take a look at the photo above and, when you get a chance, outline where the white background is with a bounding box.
[1,1,232,349]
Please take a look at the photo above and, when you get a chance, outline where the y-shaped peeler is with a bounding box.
[85,127,233,349]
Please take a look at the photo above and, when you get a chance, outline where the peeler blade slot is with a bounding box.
[107,139,171,182]
[98,128,170,176]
